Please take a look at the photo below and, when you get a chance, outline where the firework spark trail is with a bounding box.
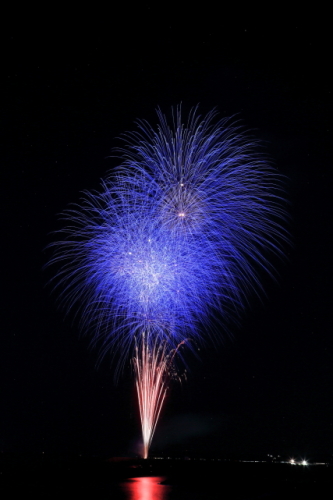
[49,107,288,458]
[134,336,186,459]
[133,338,168,459]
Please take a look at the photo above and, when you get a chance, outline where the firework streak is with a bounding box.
[133,337,186,458]
[49,107,288,457]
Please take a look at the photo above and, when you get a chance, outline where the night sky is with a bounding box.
[2,12,332,461]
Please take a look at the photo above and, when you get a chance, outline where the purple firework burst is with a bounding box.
[48,107,288,456]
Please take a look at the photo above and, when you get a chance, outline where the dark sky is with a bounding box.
[1,12,332,460]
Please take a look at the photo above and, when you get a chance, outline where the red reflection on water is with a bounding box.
[121,476,170,500]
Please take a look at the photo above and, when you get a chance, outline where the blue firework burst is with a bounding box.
[49,107,288,368]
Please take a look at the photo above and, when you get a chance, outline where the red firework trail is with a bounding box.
[133,336,185,459]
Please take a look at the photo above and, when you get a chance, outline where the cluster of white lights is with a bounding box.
[289,458,308,466]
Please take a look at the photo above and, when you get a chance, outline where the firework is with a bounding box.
[119,107,289,334]
[133,335,185,459]
[49,107,288,457]
[49,187,213,368]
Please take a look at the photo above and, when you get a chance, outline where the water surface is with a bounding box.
[119,477,171,500]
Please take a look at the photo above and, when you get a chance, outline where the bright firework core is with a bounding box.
[121,240,177,309]
[49,107,288,458]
